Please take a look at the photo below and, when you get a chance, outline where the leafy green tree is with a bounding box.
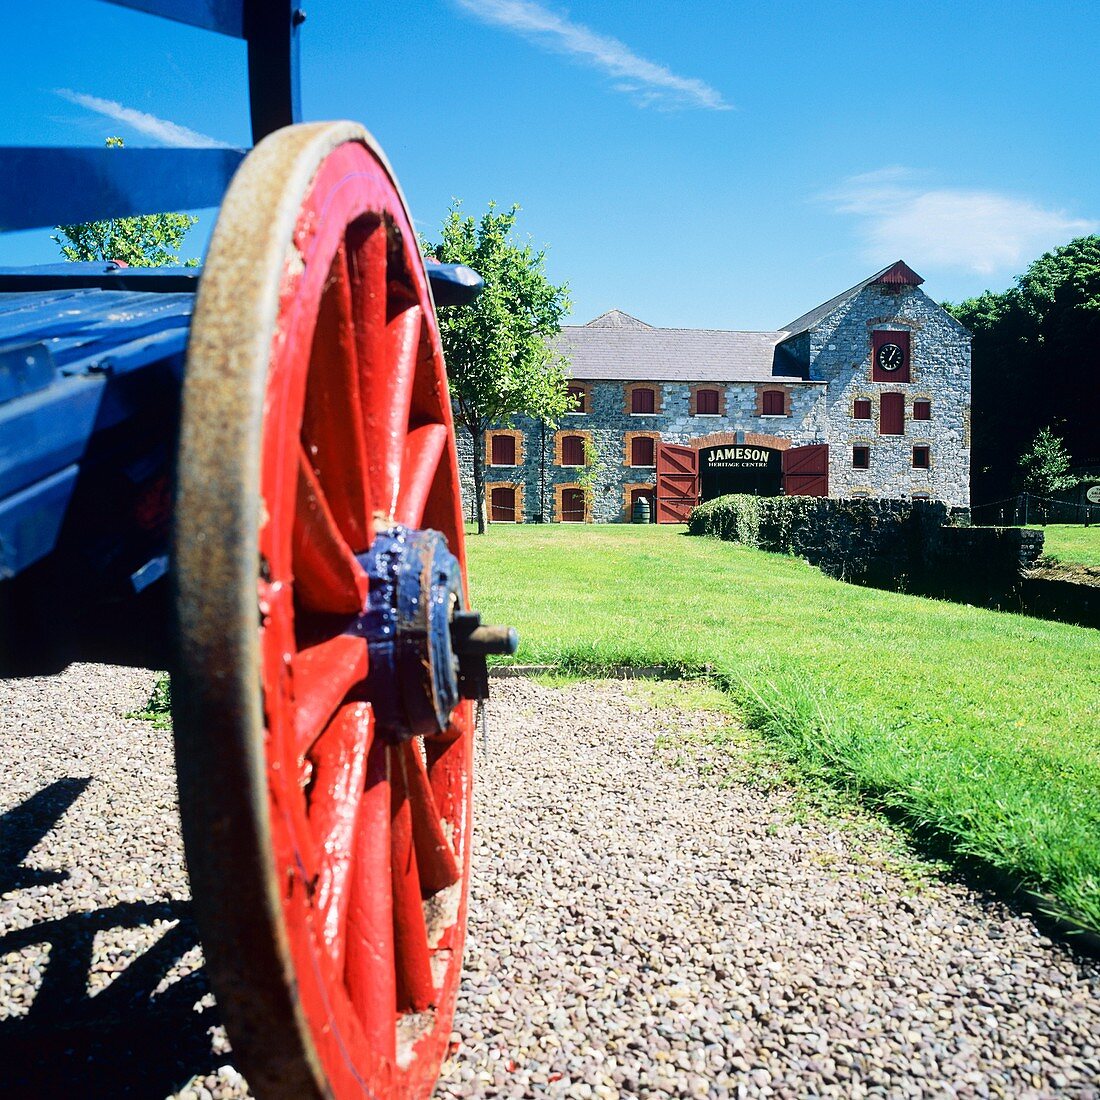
[422,202,572,532]
[52,137,199,267]
[946,235,1100,502]
[1018,427,1077,496]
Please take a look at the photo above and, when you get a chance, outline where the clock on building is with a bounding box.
[876,342,905,372]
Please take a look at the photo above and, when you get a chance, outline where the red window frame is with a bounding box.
[762,389,785,416]
[852,445,870,469]
[490,434,516,465]
[912,445,930,469]
[871,330,911,383]
[561,434,585,466]
[696,388,719,415]
[631,387,656,414]
[567,385,587,414]
[880,393,905,435]
[631,436,656,467]
[853,398,872,419]
[913,399,931,421]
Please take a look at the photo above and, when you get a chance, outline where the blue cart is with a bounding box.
[0,5,512,1097]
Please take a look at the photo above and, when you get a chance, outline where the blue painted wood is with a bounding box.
[102,0,244,37]
[0,264,202,294]
[0,147,246,232]
[426,263,485,307]
[0,464,79,578]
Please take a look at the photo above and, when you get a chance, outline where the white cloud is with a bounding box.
[451,0,730,111]
[56,89,231,148]
[827,168,1096,275]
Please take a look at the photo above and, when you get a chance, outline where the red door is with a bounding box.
[656,443,698,522]
[782,444,829,497]
[490,486,516,521]
[560,487,586,522]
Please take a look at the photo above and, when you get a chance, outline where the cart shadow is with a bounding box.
[0,780,239,1098]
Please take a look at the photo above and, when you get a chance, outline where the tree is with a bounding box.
[1018,427,1077,496]
[422,202,572,532]
[52,137,199,267]
[945,235,1100,502]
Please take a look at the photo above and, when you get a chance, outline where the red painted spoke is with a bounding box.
[394,422,447,529]
[343,736,397,1061]
[292,634,368,757]
[400,741,459,894]
[293,448,369,614]
[307,702,372,973]
[351,224,421,520]
[302,243,373,553]
[391,745,436,1013]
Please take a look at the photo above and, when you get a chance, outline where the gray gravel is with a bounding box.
[1,667,1097,1099]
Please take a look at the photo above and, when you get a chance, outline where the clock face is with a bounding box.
[876,342,905,371]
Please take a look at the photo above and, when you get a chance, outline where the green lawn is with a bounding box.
[466,524,1100,935]
[1030,523,1100,568]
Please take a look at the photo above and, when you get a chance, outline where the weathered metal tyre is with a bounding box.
[173,122,473,1099]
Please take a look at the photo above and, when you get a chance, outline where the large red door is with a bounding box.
[782,444,829,497]
[656,443,698,522]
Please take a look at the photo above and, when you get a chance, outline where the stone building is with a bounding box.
[457,261,971,522]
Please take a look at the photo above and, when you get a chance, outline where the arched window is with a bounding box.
[695,388,719,415]
[490,434,516,465]
[561,434,585,466]
[762,390,785,416]
[853,398,872,419]
[560,488,586,522]
[631,436,656,466]
[631,386,656,414]
[567,385,588,414]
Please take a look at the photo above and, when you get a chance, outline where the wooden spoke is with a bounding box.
[301,243,373,554]
[394,423,448,529]
[293,448,369,614]
[390,746,436,1013]
[292,634,368,757]
[343,736,397,1062]
[307,702,372,972]
[400,741,459,894]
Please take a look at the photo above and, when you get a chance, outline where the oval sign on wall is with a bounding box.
[1086,484,1100,504]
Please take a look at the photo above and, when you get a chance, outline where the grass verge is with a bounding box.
[1029,523,1100,568]
[467,523,1100,937]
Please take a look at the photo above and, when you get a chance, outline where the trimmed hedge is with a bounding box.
[688,495,948,586]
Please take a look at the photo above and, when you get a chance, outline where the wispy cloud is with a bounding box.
[826,168,1096,275]
[55,89,231,148]
[451,0,731,111]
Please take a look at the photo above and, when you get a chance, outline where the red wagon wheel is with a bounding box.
[173,122,483,1099]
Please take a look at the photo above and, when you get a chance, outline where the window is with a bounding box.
[490,434,516,465]
[696,388,719,415]
[560,487,586,522]
[913,399,931,421]
[631,387,656,414]
[490,486,516,522]
[762,389,785,416]
[880,393,904,435]
[853,398,872,419]
[852,445,870,469]
[561,434,585,466]
[912,445,930,469]
[631,436,656,467]
[567,385,587,414]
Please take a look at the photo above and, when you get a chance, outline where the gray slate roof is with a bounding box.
[553,311,802,383]
[782,261,916,337]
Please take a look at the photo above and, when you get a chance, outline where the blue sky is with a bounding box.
[2,1,1098,329]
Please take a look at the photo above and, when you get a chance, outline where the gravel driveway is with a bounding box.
[1,666,1097,1098]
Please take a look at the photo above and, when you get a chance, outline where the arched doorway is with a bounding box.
[490,485,516,522]
[560,487,586,522]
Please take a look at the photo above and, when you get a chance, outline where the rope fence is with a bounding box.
[971,491,1100,527]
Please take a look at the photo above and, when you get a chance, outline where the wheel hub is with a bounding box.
[359,526,516,741]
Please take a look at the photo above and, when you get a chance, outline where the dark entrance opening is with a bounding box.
[699,444,782,501]
[629,487,656,522]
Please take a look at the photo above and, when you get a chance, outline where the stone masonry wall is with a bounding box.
[806,284,971,508]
